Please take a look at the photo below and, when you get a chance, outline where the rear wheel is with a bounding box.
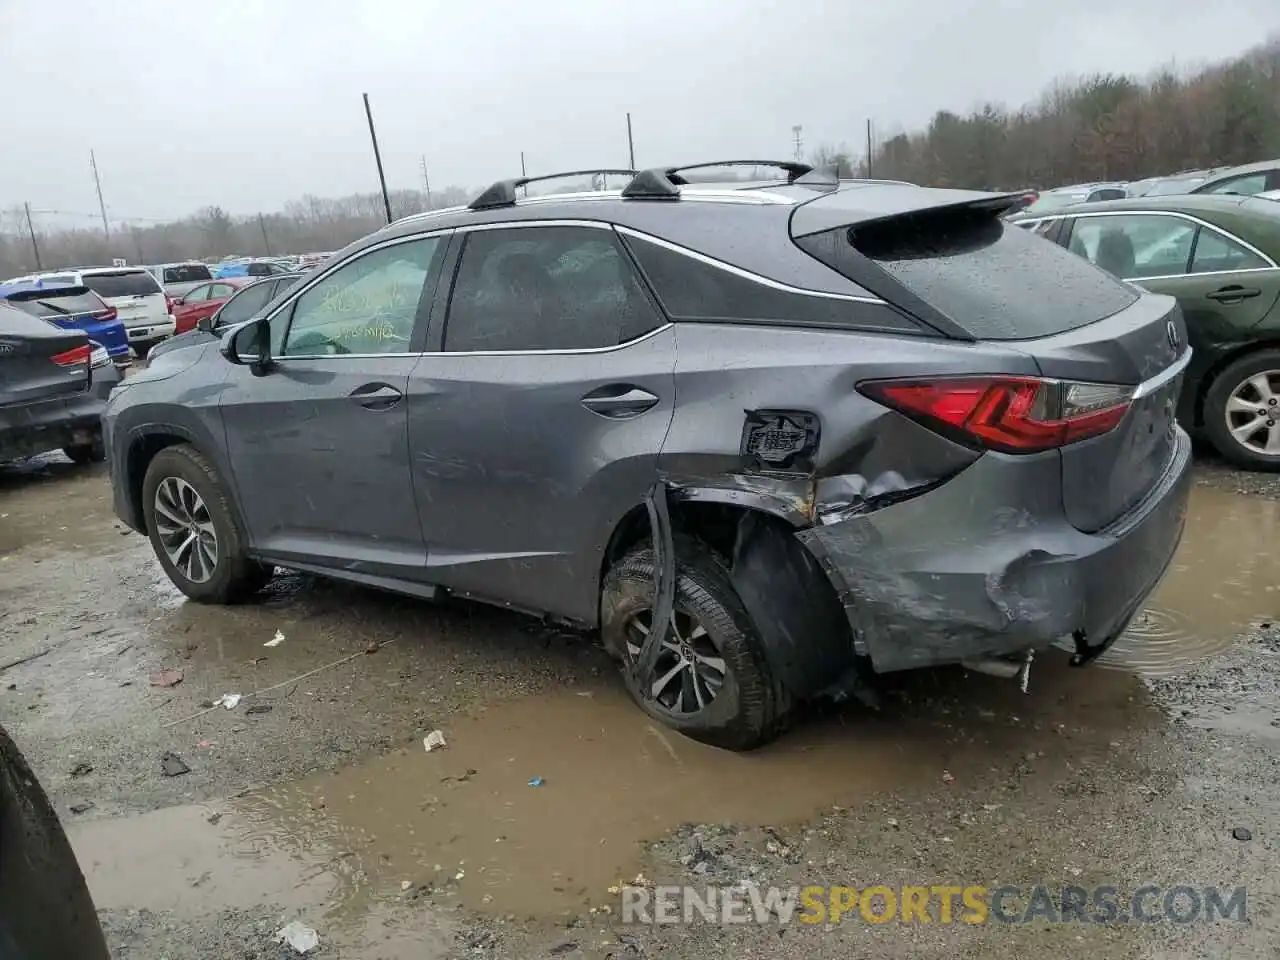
[601,538,784,751]
[141,445,271,603]
[1204,349,1280,471]
[133,342,153,361]
[62,434,105,464]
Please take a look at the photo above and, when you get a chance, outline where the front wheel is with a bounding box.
[601,538,785,751]
[1203,349,1280,471]
[141,445,272,603]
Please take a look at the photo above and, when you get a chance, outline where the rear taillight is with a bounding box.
[51,345,92,368]
[93,305,118,322]
[858,376,1133,453]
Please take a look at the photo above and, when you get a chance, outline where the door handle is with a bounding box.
[1206,285,1262,303]
[580,385,660,419]
[349,383,404,410]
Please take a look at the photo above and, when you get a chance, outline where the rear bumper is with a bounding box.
[124,318,176,345]
[0,391,105,461]
[796,427,1193,673]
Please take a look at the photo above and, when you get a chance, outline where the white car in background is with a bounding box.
[5,266,175,359]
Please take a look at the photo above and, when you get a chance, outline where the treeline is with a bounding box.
[0,185,470,278]
[816,36,1280,190]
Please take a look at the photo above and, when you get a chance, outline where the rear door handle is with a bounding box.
[580,385,660,419]
[349,383,404,410]
[1206,285,1262,302]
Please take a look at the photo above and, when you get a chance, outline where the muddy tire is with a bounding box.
[62,434,105,464]
[1203,349,1280,471]
[141,445,271,603]
[601,537,785,751]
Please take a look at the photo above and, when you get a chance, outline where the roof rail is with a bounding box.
[467,169,638,211]
[620,160,817,201]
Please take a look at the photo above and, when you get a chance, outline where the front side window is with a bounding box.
[444,226,662,352]
[1191,228,1270,274]
[1069,214,1195,279]
[280,236,442,357]
[215,282,276,330]
[183,285,212,303]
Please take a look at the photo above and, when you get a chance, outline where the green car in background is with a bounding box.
[1011,194,1280,470]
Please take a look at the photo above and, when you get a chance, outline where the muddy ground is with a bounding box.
[1,452,1278,959]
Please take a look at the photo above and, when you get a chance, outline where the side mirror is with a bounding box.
[197,315,214,334]
[172,297,185,307]
[218,319,272,375]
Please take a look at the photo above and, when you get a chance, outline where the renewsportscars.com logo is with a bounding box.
[620,883,1248,926]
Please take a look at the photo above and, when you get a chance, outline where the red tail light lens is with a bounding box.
[93,305,118,322]
[51,345,92,368]
[859,376,1133,453]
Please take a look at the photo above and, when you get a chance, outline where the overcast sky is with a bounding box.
[2,0,1277,226]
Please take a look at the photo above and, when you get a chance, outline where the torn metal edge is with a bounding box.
[636,480,676,695]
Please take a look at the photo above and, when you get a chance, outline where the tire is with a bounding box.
[601,536,785,751]
[141,445,271,603]
[62,434,105,464]
[133,341,152,361]
[1203,349,1280,472]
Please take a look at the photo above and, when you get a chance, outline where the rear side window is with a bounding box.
[444,226,662,352]
[163,264,212,283]
[1191,228,1270,273]
[815,210,1139,340]
[82,271,162,298]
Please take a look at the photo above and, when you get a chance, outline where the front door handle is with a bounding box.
[349,383,404,410]
[580,385,660,419]
[1206,285,1262,303]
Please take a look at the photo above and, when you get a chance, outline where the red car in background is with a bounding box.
[170,278,251,334]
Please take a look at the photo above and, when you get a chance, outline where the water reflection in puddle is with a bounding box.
[1103,485,1279,675]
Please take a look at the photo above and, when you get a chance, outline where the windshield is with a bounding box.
[1146,178,1205,196]
[162,264,212,284]
[81,271,162,298]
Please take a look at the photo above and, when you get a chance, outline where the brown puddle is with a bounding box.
[229,686,949,920]
[1102,484,1280,676]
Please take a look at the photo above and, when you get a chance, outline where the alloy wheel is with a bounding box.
[1225,371,1280,456]
[153,477,219,583]
[624,608,727,716]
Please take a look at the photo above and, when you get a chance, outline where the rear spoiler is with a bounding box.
[0,283,93,301]
[789,187,1025,239]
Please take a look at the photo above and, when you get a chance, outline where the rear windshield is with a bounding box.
[7,291,104,318]
[847,210,1139,340]
[163,264,212,284]
[81,271,162,298]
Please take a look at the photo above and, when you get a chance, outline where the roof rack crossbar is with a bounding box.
[621,159,821,201]
[467,169,638,210]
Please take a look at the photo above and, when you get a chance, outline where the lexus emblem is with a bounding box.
[1166,320,1180,352]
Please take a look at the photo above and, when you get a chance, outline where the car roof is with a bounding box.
[76,265,152,275]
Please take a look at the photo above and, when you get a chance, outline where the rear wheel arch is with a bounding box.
[1195,337,1280,428]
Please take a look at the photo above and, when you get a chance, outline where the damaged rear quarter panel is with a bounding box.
[658,322,1041,681]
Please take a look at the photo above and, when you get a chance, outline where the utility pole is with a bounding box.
[90,149,110,240]
[361,93,393,224]
[626,112,636,169]
[520,151,527,177]
[257,213,272,255]
[865,118,874,178]
[420,155,432,209]
[23,202,42,270]
[792,125,803,163]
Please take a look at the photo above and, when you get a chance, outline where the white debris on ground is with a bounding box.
[264,630,286,648]
[274,920,319,954]
[423,730,447,752]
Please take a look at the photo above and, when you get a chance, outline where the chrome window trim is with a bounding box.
[264,323,674,363]
[614,225,886,304]
[455,218,613,234]
[1132,347,1193,399]
[1032,209,1278,271]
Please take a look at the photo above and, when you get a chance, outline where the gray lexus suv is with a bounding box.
[104,162,1193,750]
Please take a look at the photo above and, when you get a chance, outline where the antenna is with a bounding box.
[90,150,110,240]
[792,125,803,163]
